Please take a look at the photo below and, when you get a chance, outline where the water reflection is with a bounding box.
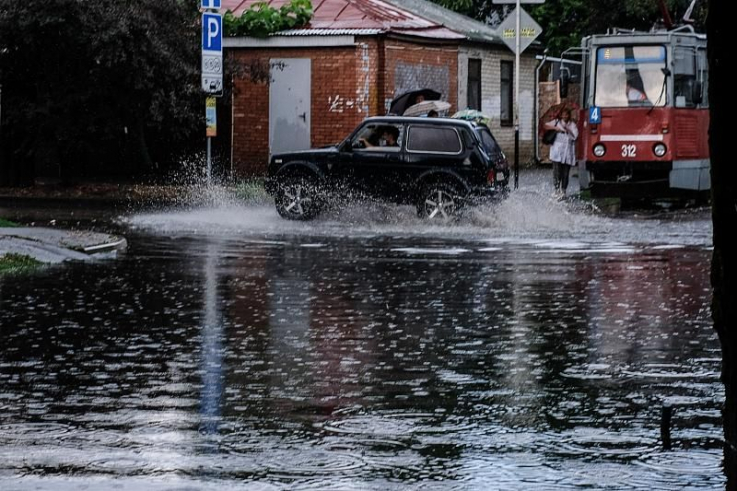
[200,240,225,438]
[0,233,723,489]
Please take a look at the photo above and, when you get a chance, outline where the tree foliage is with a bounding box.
[0,0,203,184]
[223,0,313,38]
[433,0,707,56]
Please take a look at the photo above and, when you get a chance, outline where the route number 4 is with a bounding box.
[621,144,636,157]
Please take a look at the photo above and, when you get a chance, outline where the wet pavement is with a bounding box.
[0,170,723,489]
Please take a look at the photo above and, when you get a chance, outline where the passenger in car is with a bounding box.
[361,126,399,148]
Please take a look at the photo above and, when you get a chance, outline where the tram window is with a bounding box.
[697,48,709,107]
[674,76,695,107]
[594,46,666,108]
[674,49,694,107]
[674,46,703,108]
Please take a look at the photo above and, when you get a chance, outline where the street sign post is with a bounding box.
[201,12,223,94]
[201,3,222,184]
[493,0,543,189]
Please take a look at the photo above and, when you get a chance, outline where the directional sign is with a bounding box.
[201,0,221,8]
[498,7,542,55]
[201,13,223,94]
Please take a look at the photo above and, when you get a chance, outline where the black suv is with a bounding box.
[265,116,509,220]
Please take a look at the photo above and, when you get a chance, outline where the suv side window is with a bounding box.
[407,126,462,154]
[476,127,503,159]
[352,123,403,151]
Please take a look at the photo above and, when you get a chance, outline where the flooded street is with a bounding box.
[0,172,723,489]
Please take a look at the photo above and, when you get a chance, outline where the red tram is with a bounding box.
[575,28,709,199]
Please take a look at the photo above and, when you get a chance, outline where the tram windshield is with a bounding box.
[594,45,667,108]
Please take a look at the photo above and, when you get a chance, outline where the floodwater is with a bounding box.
[0,172,724,489]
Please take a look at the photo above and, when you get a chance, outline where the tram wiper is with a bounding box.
[648,68,670,114]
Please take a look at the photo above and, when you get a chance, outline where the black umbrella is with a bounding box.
[388,89,441,115]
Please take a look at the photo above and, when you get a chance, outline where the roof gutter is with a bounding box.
[224,35,358,48]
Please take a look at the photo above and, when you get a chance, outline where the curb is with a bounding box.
[82,238,128,254]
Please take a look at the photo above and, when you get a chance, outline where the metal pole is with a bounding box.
[514,0,521,189]
[206,136,212,183]
[534,54,547,165]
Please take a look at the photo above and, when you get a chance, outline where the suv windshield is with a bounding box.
[595,45,667,107]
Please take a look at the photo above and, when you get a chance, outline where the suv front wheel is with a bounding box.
[275,177,323,220]
[417,183,462,221]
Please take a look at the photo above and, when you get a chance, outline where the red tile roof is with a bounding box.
[220,0,464,38]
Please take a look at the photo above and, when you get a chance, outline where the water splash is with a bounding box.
[126,170,711,247]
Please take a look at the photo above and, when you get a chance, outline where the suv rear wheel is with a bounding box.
[275,177,322,220]
[417,183,462,220]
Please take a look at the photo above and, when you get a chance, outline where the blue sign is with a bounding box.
[202,13,222,52]
[201,0,221,9]
[589,106,602,124]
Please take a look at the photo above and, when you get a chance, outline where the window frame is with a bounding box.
[500,60,513,127]
[467,58,482,111]
[406,125,463,155]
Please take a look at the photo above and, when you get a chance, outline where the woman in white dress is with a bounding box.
[544,109,579,198]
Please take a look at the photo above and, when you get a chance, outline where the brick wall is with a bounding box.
[458,46,537,164]
[384,39,458,114]
[228,37,458,177]
[230,41,381,176]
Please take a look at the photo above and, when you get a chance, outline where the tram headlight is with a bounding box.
[593,144,606,157]
[653,143,667,157]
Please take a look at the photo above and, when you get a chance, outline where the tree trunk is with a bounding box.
[131,117,154,176]
[707,1,736,488]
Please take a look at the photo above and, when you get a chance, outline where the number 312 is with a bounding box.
[621,144,636,157]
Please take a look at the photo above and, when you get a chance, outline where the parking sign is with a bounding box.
[202,13,222,93]
[201,0,221,9]
[202,13,222,52]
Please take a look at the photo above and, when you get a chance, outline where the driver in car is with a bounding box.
[360,126,399,148]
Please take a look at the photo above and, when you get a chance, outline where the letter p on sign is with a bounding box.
[202,13,222,52]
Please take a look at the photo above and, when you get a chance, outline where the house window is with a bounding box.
[467,59,482,110]
[500,60,513,126]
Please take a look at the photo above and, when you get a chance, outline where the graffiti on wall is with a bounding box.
[328,95,358,113]
[327,43,373,114]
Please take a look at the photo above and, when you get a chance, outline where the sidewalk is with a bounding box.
[0,183,192,210]
[0,227,127,264]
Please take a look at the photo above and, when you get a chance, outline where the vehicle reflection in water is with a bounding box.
[0,232,723,490]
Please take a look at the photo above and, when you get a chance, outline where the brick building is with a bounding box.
[221,0,538,176]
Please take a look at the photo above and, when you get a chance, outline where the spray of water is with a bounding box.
[125,168,711,247]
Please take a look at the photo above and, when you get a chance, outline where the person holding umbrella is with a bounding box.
[543,108,578,199]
